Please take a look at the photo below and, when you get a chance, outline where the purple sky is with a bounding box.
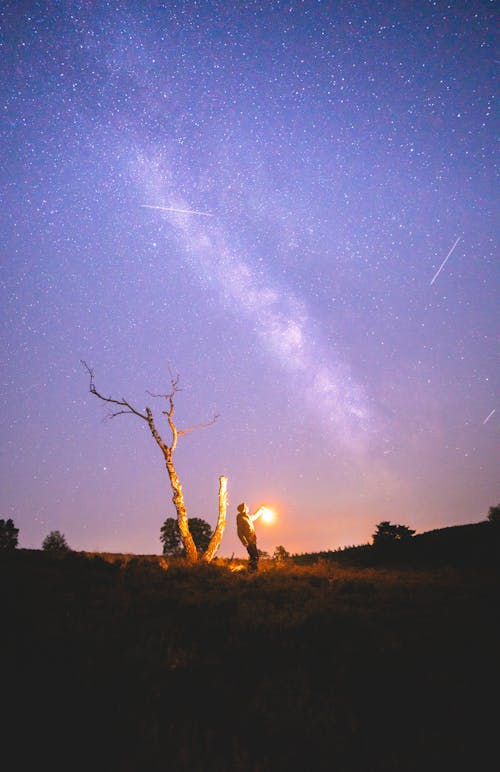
[1,1,498,557]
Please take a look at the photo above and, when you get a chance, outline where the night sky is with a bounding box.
[1,1,498,557]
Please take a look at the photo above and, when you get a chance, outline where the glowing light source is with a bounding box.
[258,506,275,524]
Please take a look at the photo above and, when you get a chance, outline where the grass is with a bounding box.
[2,531,499,771]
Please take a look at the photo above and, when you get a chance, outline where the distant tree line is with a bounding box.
[1,502,498,558]
[0,521,70,552]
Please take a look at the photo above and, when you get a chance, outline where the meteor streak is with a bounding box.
[134,160,371,445]
[430,236,461,285]
[483,409,495,425]
[141,204,213,217]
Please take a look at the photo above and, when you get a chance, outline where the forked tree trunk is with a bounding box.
[148,414,226,563]
[163,450,199,563]
[145,407,199,562]
[202,475,228,562]
[83,362,224,564]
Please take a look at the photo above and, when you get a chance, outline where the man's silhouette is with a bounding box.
[236,502,263,572]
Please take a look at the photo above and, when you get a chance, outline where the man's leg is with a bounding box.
[247,540,259,572]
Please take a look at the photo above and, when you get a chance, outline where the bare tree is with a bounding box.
[82,362,227,563]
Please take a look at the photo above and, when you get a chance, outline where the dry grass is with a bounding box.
[1,546,498,771]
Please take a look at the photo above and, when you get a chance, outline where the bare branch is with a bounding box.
[81,360,96,391]
[178,415,220,437]
[83,361,218,451]
[146,386,218,437]
[146,391,170,399]
[105,409,145,420]
[167,364,181,390]
[81,360,148,422]
[147,375,179,404]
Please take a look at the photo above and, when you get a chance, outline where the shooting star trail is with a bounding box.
[132,156,372,448]
[430,236,461,285]
[483,409,496,425]
[141,204,213,217]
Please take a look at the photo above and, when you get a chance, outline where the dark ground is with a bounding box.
[3,524,499,771]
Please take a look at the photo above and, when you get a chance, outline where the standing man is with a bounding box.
[236,503,264,573]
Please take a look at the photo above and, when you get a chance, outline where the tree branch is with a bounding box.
[81,360,148,422]
[146,383,218,446]
[178,415,220,436]
[83,362,219,448]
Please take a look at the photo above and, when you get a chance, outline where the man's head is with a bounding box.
[237,502,249,515]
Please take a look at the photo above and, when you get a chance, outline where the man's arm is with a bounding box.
[250,506,265,522]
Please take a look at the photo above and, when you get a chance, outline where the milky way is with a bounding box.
[1,1,497,556]
[137,176,372,448]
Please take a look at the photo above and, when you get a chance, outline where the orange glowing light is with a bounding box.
[259,506,275,524]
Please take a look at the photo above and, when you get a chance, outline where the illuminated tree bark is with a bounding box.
[82,362,222,564]
[202,475,228,563]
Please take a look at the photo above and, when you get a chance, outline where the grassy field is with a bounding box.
[3,526,499,771]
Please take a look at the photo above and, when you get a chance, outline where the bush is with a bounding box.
[372,521,415,547]
[160,517,213,556]
[0,518,19,550]
[272,545,290,565]
[42,530,70,553]
[487,504,500,524]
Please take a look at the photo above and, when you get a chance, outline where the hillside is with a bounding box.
[2,529,499,772]
[295,520,500,567]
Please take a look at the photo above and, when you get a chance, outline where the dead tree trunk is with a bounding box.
[202,475,228,562]
[82,362,223,564]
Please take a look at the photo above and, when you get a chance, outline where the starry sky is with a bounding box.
[1,0,498,557]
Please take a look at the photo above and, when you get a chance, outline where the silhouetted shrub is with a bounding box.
[487,503,500,524]
[160,516,213,556]
[372,521,415,546]
[273,545,290,565]
[0,518,19,550]
[42,530,70,553]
